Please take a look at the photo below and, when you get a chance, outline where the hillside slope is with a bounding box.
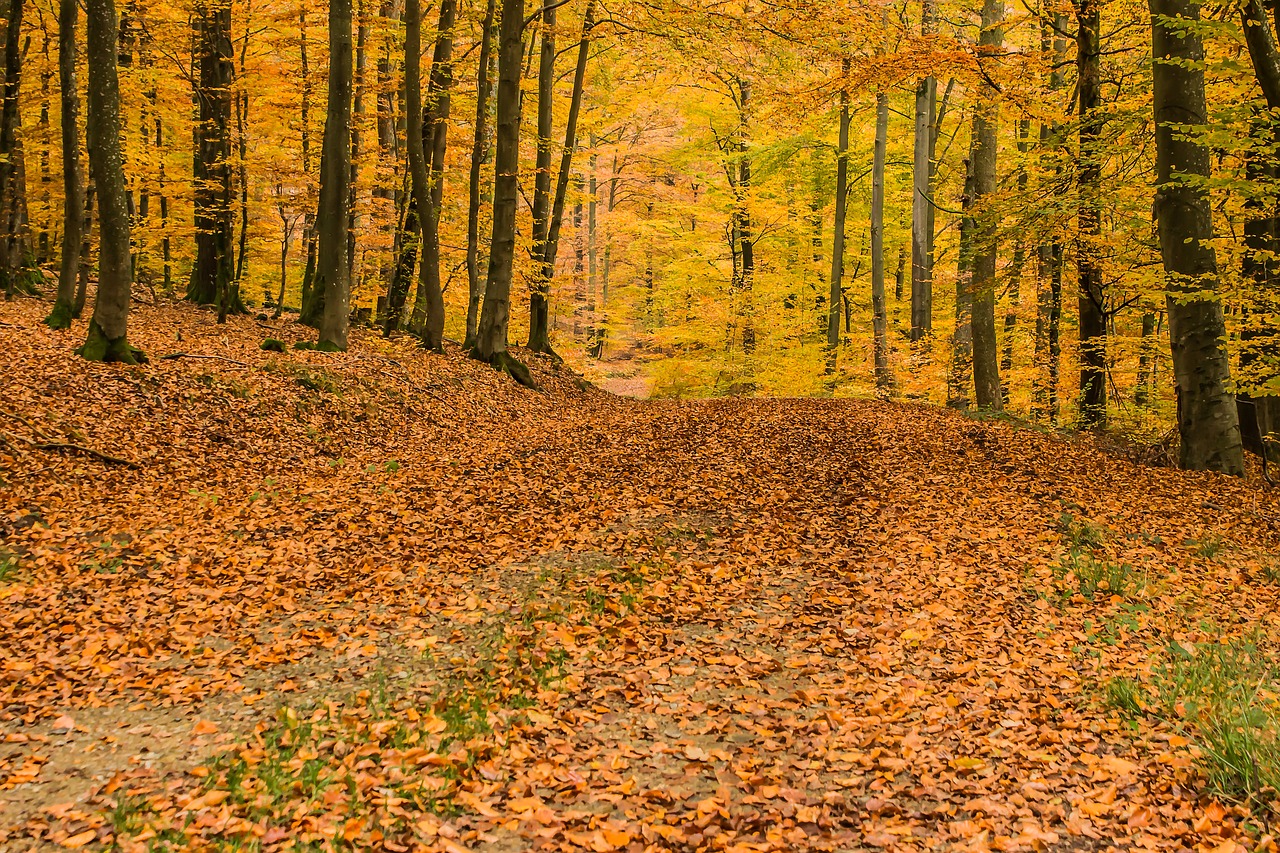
[2,300,1280,852]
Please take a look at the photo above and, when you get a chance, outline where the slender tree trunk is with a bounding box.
[46,0,82,328]
[464,0,496,349]
[1001,118,1030,406]
[871,90,892,392]
[1076,0,1106,425]
[1150,0,1244,474]
[0,0,30,299]
[525,0,556,354]
[473,0,533,385]
[347,0,367,285]
[411,0,456,349]
[80,0,139,362]
[587,146,599,355]
[75,177,94,315]
[949,146,977,408]
[970,0,1004,410]
[316,0,354,350]
[298,2,321,324]
[826,59,850,368]
[233,1,251,309]
[736,78,755,355]
[910,0,936,341]
[1238,0,1280,463]
[1135,307,1157,406]
[531,0,595,355]
[894,243,905,303]
[384,177,417,333]
[188,0,236,322]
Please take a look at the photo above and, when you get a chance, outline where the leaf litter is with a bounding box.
[1,299,1280,851]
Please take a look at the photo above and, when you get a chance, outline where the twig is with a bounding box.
[161,352,250,367]
[1,431,140,469]
[3,412,54,442]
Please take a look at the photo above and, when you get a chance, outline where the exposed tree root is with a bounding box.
[469,348,539,390]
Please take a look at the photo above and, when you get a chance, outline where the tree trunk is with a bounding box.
[525,0,556,355]
[80,0,139,362]
[1076,0,1106,425]
[234,4,251,305]
[464,0,496,349]
[472,0,533,386]
[188,0,236,323]
[347,0,367,286]
[1001,118,1030,406]
[46,0,82,329]
[949,147,977,408]
[1149,0,1244,474]
[540,0,595,299]
[0,0,30,300]
[871,89,892,392]
[411,0,456,350]
[909,0,936,342]
[1238,0,1280,464]
[970,0,1003,410]
[736,78,755,355]
[315,0,354,350]
[826,60,850,369]
[384,178,417,333]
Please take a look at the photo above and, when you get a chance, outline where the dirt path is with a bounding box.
[2,301,1279,851]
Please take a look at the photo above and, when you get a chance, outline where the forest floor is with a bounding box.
[3,298,1280,853]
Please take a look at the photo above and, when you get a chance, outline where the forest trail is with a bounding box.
[2,301,1280,851]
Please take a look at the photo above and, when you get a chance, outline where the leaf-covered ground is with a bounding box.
[3,300,1280,852]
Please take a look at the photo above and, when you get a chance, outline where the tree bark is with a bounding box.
[80,0,139,362]
[541,0,595,294]
[949,147,977,408]
[0,0,31,299]
[410,0,456,350]
[826,60,850,368]
[1076,0,1106,425]
[472,0,534,386]
[187,0,236,323]
[525,0,557,355]
[871,89,892,392]
[909,0,936,342]
[464,0,496,349]
[47,0,82,328]
[1149,0,1244,474]
[970,0,1003,410]
[1001,118,1030,406]
[316,0,354,350]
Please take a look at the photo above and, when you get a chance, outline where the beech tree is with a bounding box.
[315,0,354,350]
[79,0,138,362]
[44,0,80,329]
[1149,0,1244,473]
[472,0,534,386]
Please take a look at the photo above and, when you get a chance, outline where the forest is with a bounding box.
[6,0,1280,848]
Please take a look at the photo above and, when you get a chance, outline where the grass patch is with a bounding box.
[1119,634,1280,818]
[0,548,19,583]
[1053,512,1145,600]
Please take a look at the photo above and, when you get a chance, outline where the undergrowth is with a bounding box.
[1054,512,1145,600]
[1104,633,1280,818]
